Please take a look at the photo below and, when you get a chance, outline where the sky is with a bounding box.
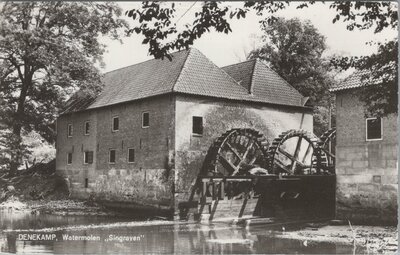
[99,2,398,74]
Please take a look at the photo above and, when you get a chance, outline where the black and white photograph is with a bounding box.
[0,1,398,254]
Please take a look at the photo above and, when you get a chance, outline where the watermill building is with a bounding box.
[56,48,314,215]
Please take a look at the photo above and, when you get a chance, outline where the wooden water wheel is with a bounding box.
[201,128,270,198]
[266,129,322,175]
[318,128,336,174]
[202,128,270,177]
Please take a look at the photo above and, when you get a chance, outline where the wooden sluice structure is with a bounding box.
[182,175,336,222]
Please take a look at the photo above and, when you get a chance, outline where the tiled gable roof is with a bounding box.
[88,49,190,109]
[330,70,370,92]
[222,59,305,106]
[61,48,308,115]
[173,49,249,101]
[221,59,256,92]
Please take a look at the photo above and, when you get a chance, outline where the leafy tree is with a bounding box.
[247,17,332,105]
[247,17,336,135]
[126,1,396,59]
[329,1,398,117]
[0,2,128,175]
[127,1,397,116]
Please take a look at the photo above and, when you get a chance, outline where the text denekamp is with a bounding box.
[18,234,57,241]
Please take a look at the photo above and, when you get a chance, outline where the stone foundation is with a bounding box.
[335,144,398,225]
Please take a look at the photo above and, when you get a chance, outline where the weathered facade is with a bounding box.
[56,48,312,214]
[331,72,398,225]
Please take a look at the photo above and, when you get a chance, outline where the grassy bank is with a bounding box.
[0,161,110,216]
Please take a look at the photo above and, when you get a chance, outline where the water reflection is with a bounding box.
[0,210,365,254]
[0,208,133,231]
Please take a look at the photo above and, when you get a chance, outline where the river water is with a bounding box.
[0,209,365,254]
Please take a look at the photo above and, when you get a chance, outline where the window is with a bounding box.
[84,151,93,164]
[142,112,149,128]
[84,178,89,188]
[366,118,382,141]
[84,121,90,135]
[128,148,135,163]
[109,149,116,164]
[67,124,73,137]
[192,116,203,135]
[67,153,73,165]
[112,116,119,131]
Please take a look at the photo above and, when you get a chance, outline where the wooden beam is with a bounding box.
[225,141,243,161]
[242,141,254,162]
[301,143,312,163]
[278,147,296,161]
[291,136,303,172]
[219,155,238,174]
[238,190,249,218]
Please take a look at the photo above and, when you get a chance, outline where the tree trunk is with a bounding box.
[9,72,31,176]
[9,122,22,176]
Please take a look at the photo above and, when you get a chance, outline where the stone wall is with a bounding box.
[335,91,398,225]
[56,95,175,205]
[174,94,313,207]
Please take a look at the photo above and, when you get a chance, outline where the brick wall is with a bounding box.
[56,95,175,205]
[56,93,315,212]
[56,110,97,198]
[335,91,398,225]
[174,94,313,206]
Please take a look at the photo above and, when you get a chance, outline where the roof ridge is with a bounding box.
[248,58,258,94]
[221,58,256,69]
[176,48,249,96]
[256,60,304,98]
[103,49,189,75]
[171,48,193,92]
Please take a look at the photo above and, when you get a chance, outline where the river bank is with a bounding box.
[0,197,113,216]
[276,224,398,254]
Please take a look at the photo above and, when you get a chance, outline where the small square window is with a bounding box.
[366,118,382,141]
[67,124,73,137]
[84,151,93,164]
[112,116,119,131]
[128,148,135,163]
[84,121,90,135]
[192,116,203,135]
[67,152,73,165]
[142,112,149,128]
[109,149,116,164]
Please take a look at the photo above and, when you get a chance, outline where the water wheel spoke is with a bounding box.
[248,154,258,165]
[290,136,303,171]
[278,147,296,162]
[293,160,308,169]
[245,136,254,149]
[301,143,312,163]
[242,141,254,162]
[224,141,243,161]
[219,155,238,174]
[321,149,336,159]
[274,158,291,173]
